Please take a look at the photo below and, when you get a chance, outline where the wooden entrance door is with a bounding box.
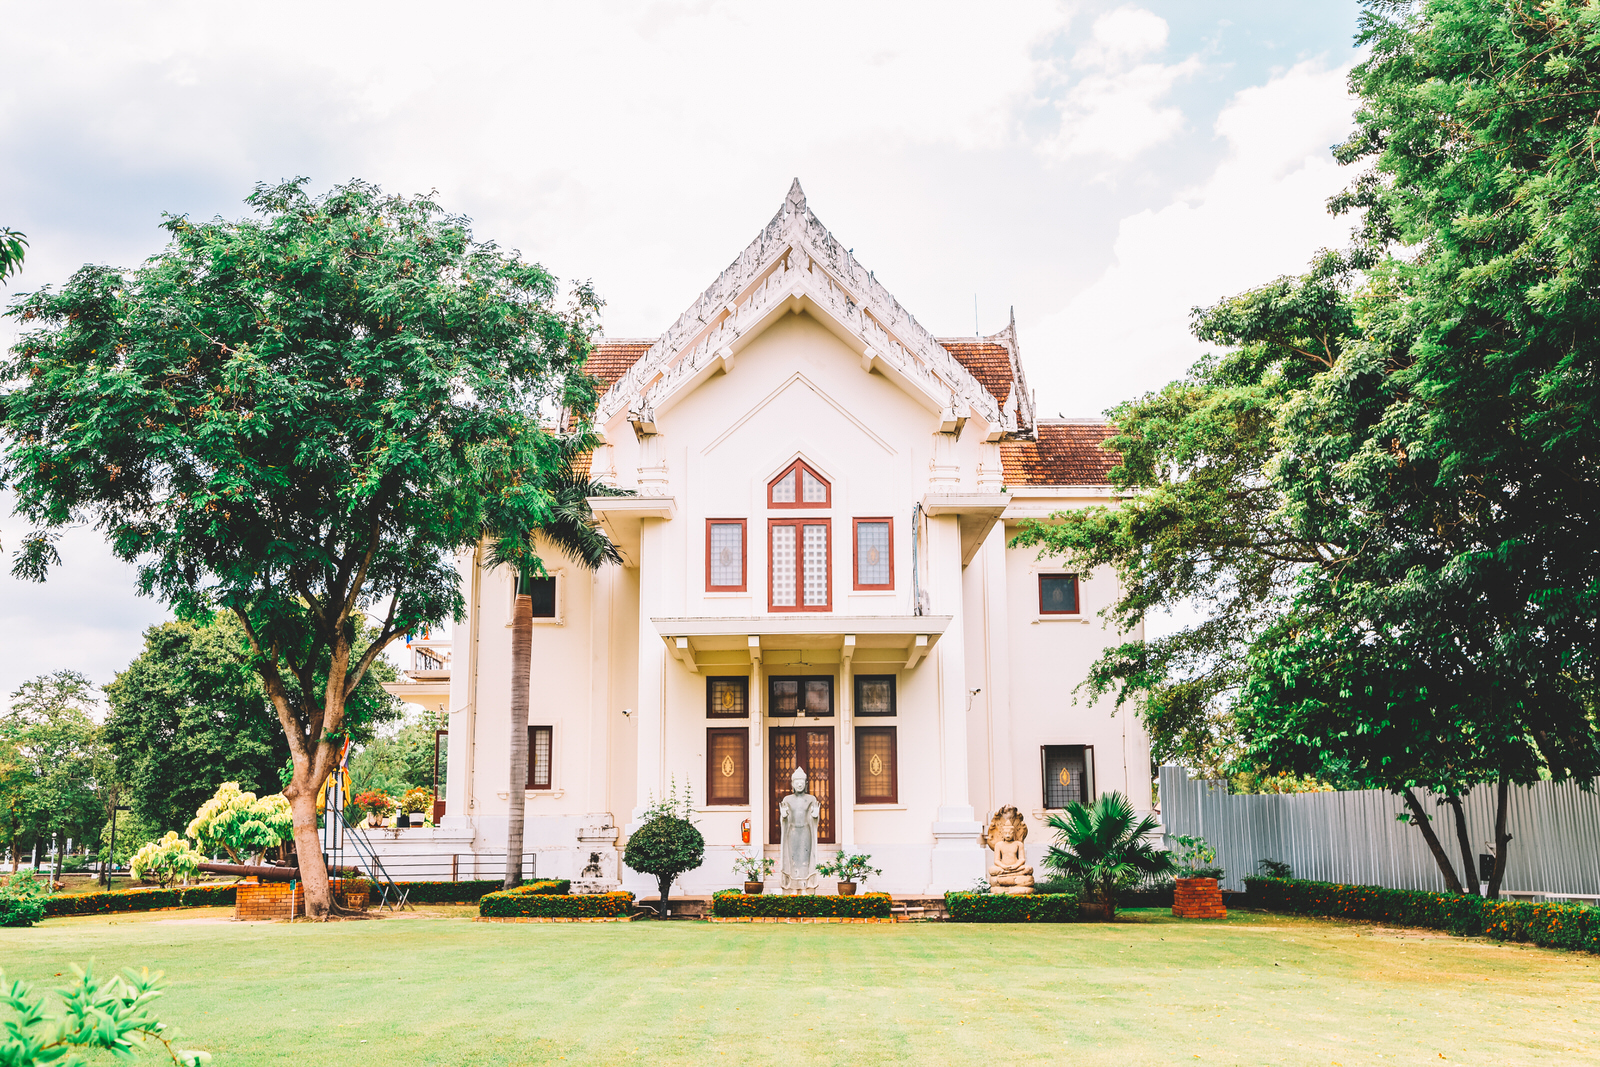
[769,726,835,844]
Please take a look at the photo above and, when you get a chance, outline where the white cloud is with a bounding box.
[1038,6,1199,163]
[1026,59,1359,415]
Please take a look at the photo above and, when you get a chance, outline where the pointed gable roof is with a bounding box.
[593,180,1017,433]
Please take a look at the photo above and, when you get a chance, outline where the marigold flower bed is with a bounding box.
[943,891,1079,922]
[710,890,892,919]
[477,888,631,919]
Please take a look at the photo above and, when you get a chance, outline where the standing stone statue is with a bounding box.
[778,765,821,894]
[985,806,1035,895]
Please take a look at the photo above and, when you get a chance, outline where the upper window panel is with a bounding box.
[769,460,830,509]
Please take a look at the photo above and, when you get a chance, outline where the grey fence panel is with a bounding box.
[1159,766,1600,895]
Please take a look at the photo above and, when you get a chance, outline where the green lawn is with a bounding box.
[2,906,1596,1065]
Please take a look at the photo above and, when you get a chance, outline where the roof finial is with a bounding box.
[786,178,806,213]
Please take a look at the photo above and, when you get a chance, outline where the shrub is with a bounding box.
[44,884,237,918]
[478,890,633,919]
[710,891,892,919]
[352,791,395,818]
[129,832,202,887]
[401,787,433,815]
[1170,835,1225,881]
[1044,791,1176,920]
[623,786,704,914]
[1245,877,1600,955]
[186,782,292,863]
[387,879,503,904]
[816,851,883,886]
[944,891,1080,922]
[1258,859,1293,878]
[0,872,52,928]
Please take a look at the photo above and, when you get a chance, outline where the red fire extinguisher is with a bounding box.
[740,819,751,845]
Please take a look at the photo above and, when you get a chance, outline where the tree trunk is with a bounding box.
[1445,795,1480,896]
[504,592,533,889]
[286,787,332,919]
[1486,775,1512,900]
[657,873,673,917]
[1401,788,1465,893]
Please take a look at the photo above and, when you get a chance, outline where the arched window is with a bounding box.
[768,459,830,508]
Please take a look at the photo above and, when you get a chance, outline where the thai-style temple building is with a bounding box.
[383,181,1151,896]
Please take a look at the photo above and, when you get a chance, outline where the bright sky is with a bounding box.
[0,0,1364,702]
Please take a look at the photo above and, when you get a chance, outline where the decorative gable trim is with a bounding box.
[597,180,1007,432]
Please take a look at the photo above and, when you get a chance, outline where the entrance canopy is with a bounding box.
[651,615,951,672]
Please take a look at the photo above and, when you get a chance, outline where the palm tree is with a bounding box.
[1043,791,1175,920]
[491,432,626,889]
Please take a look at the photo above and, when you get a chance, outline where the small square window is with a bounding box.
[854,675,896,716]
[1041,745,1093,808]
[768,676,833,717]
[706,676,749,718]
[518,574,557,618]
[1038,573,1079,615]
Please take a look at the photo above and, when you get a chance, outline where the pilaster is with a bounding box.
[926,513,984,891]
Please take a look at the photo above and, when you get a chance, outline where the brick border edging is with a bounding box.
[474,915,636,923]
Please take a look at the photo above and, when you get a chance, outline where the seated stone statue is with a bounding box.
[985,806,1035,895]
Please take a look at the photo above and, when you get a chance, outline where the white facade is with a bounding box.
[416,182,1150,896]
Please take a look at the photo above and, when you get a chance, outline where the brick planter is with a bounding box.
[234,879,369,921]
[1172,877,1226,919]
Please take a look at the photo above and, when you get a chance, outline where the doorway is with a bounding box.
[768,726,835,844]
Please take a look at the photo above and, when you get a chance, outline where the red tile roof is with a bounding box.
[1000,421,1120,486]
[940,340,1013,405]
[585,340,653,391]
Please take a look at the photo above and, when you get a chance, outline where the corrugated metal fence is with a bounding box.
[1158,765,1600,896]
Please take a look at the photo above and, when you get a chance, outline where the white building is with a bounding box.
[388,181,1151,896]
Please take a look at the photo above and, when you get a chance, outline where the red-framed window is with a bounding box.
[706,728,750,806]
[706,519,747,591]
[852,517,893,590]
[769,519,831,612]
[856,727,898,804]
[768,459,831,509]
[1038,573,1080,615]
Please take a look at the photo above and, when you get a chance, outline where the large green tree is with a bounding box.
[1,179,601,916]
[0,672,110,877]
[104,612,398,834]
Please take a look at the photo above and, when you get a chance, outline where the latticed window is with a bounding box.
[1042,745,1093,808]
[768,459,830,508]
[856,727,897,803]
[854,519,892,589]
[769,726,835,843]
[528,726,552,789]
[768,676,832,717]
[770,520,829,611]
[707,520,746,590]
[706,676,749,718]
[706,729,749,805]
[854,675,896,716]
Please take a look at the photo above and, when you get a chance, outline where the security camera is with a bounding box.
[622,708,633,718]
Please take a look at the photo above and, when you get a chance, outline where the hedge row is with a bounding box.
[1245,877,1600,954]
[944,891,1080,922]
[711,891,892,919]
[479,890,630,918]
[45,883,238,917]
[393,879,549,904]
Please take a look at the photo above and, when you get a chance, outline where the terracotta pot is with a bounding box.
[837,881,857,896]
[743,881,764,895]
[1078,901,1110,921]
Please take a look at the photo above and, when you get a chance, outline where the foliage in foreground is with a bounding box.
[0,965,209,1065]
[710,891,892,919]
[1043,792,1175,920]
[1,178,599,917]
[943,891,1079,922]
[1246,877,1600,955]
[0,871,51,928]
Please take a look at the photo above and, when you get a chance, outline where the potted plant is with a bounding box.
[816,851,882,896]
[1043,792,1176,921]
[353,791,395,829]
[1169,834,1227,918]
[732,851,774,894]
[399,787,433,828]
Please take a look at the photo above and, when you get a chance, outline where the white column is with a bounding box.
[442,543,481,831]
[748,637,767,871]
[839,635,856,850]
[927,513,985,892]
[981,526,1015,813]
[629,516,668,823]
